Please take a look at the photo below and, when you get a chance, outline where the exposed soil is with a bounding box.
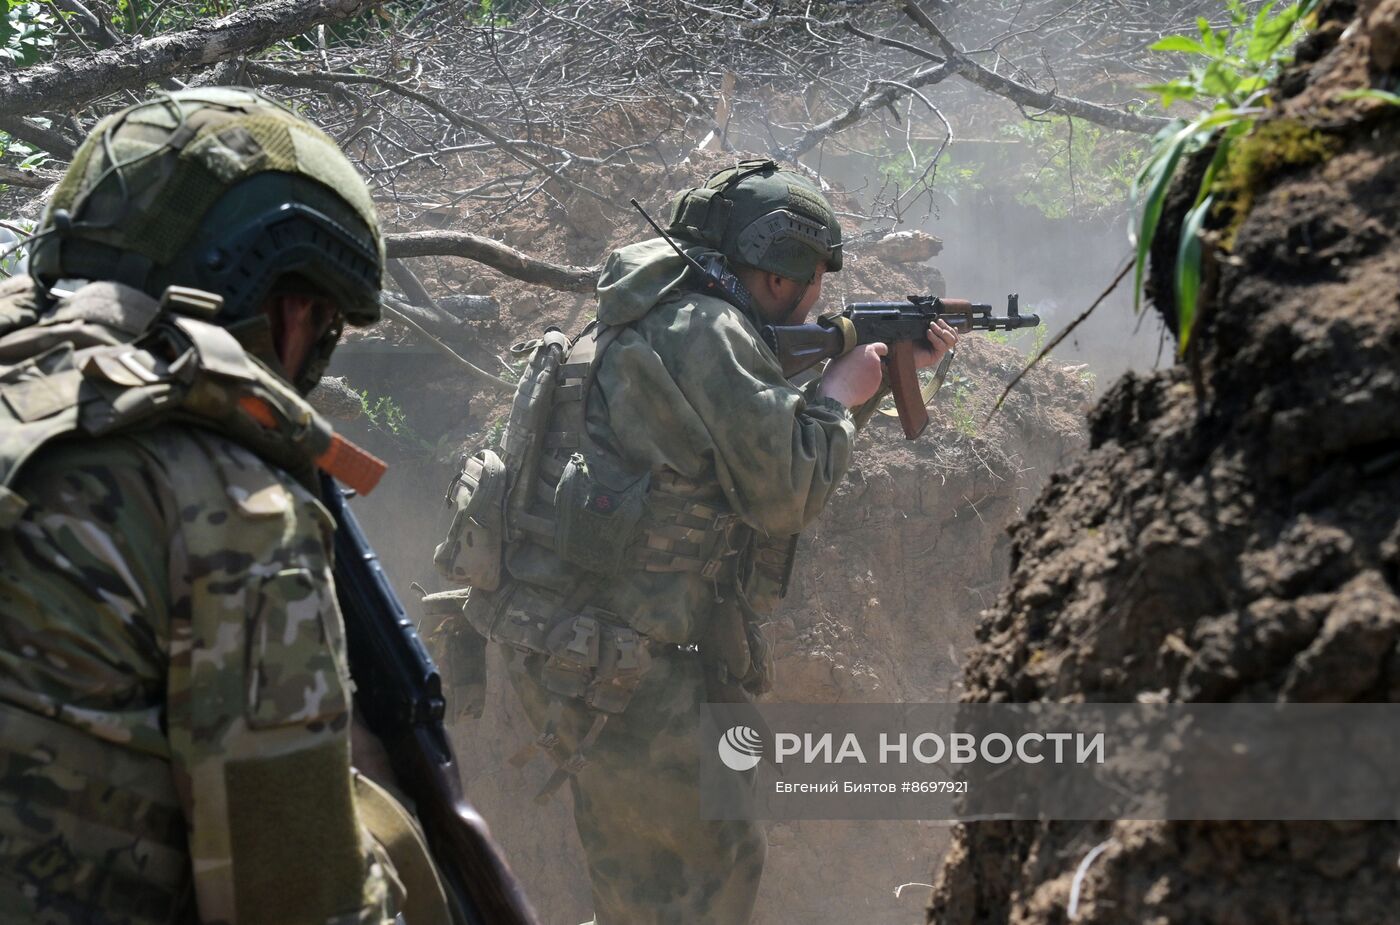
[328,152,1092,922]
[928,2,1400,922]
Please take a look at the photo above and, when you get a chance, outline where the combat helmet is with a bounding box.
[29,87,383,391]
[666,158,842,284]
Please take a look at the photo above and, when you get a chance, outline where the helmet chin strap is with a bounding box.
[778,283,808,324]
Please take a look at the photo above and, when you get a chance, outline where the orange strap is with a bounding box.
[237,395,388,496]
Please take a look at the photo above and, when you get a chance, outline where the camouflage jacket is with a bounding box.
[498,238,862,648]
[0,277,400,924]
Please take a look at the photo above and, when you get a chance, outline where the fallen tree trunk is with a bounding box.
[0,0,383,121]
[385,231,599,293]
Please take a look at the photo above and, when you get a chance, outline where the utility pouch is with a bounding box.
[541,611,602,699]
[488,583,551,655]
[434,448,508,590]
[587,622,652,714]
[553,453,651,575]
[740,532,800,615]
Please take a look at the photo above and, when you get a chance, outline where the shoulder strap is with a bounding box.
[0,286,387,527]
[542,321,624,462]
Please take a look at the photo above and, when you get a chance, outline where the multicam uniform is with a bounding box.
[0,277,410,924]
[0,87,463,925]
[437,231,872,923]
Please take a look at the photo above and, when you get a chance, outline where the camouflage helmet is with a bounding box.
[29,88,383,387]
[666,159,842,284]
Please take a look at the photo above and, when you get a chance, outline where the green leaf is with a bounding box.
[1175,193,1214,355]
[1132,123,1196,313]
[1198,19,1227,57]
[1247,4,1300,63]
[1200,61,1241,98]
[1233,75,1270,98]
[1151,35,1210,55]
[1131,109,1246,313]
[1340,88,1400,106]
[1144,80,1199,108]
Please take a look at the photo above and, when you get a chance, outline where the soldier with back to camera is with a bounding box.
[432,159,957,923]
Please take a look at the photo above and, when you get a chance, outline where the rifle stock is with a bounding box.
[323,475,538,925]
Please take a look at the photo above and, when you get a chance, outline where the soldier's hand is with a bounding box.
[817,342,888,408]
[914,319,958,369]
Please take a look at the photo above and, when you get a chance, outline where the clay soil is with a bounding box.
[332,150,1093,922]
[928,1,1400,922]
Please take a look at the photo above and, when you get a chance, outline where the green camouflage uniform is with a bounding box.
[0,277,403,925]
[457,237,863,924]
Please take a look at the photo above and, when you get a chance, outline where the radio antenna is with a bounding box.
[629,198,718,293]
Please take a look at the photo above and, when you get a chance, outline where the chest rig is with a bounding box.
[436,320,751,596]
[434,318,756,801]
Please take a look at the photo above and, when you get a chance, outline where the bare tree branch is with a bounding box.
[0,0,384,120]
[0,165,64,189]
[0,117,77,160]
[901,0,1169,135]
[385,231,599,293]
[243,62,610,204]
[49,0,124,49]
[778,59,957,161]
[379,295,514,392]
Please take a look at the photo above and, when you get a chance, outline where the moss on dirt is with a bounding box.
[1215,119,1341,250]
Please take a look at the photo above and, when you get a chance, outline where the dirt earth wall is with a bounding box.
[928,2,1400,922]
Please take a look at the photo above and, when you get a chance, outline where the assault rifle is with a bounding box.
[322,474,539,925]
[762,294,1040,439]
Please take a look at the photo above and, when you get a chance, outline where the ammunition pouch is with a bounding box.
[434,448,508,591]
[552,452,651,576]
[478,582,655,716]
[740,531,799,615]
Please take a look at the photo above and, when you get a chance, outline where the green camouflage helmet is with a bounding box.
[30,87,383,339]
[666,159,842,284]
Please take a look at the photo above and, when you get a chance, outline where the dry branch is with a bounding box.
[0,0,384,119]
[0,165,64,189]
[0,117,77,161]
[778,59,957,160]
[901,1,1169,135]
[385,231,599,294]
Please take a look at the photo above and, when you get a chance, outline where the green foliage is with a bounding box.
[358,389,430,449]
[938,371,978,438]
[982,319,1048,358]
[0,218,34,278]
[1340,88,1400,106]
[2,2,56,66]
[484,415,507,450]
[1001,117,1146,220]
[883,116,1146,220]
[1133,0,1322,354]
[0,128,44,169]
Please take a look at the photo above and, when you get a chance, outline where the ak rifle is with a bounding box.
[762,294,1041,439]
[322,474,539,925]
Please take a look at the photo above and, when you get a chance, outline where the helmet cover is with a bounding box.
[31,87,383,330]
[666,159,842,283]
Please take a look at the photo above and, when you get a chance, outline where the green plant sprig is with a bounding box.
[1132,0,1321,354]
